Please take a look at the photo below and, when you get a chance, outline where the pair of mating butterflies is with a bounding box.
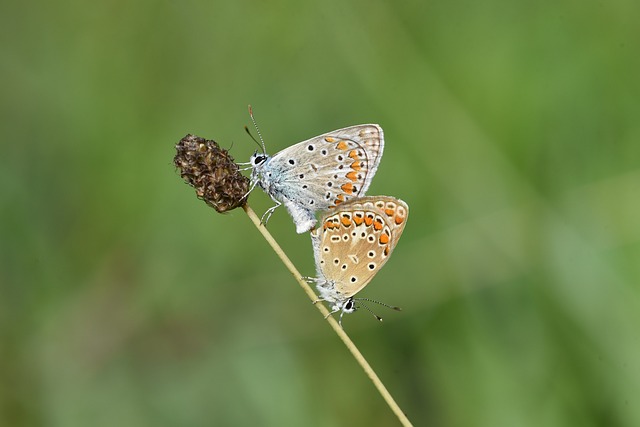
[248,123,408,323]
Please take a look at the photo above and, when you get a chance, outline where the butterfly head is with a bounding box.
[249,151,269,168]
[340,297,357,314]
[248,152,272,188]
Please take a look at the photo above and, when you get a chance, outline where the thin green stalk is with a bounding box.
[243,203,413,427]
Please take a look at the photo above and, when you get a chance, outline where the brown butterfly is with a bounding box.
[306,196,408,324]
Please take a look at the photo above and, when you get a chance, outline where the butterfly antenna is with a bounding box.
[244,125,262,151]
[247,105,267,154]
[356,297,402,322]
[357,300,384,322]
[357,297,402,312]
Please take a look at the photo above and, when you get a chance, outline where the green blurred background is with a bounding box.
[2,0,639,425]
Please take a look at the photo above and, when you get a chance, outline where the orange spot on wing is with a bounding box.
[341,216,352,226]
[334,194,345,205]
[340,183,354,194]
[379,233,390,244]
[350,161,362,171]
[353,214,364,225]
[346,171,358,181]
[348,150,359,159]
[385,208,395,216]
[373,218,384,231]
[364,215,374,226]
[336,141,348,150]
[325,137,335,142]
[395,215,405,225]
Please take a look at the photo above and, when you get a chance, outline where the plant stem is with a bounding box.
[243,203,413,427]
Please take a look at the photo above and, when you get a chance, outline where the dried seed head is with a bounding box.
[174,134,249,213]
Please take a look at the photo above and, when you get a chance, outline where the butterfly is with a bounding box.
[247,114,384,233]
[306,196,408,325]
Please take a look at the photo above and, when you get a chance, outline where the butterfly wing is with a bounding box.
[268,124,384,210]
[312,196,408,298]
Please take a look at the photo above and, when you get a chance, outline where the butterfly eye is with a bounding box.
[253,155,267,165]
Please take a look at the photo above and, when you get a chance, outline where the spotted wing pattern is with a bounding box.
[312,196,408,298]
[268,124,384,210]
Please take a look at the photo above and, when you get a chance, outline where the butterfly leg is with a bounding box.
[242,177,261,201]
[303,277,324,304]
[326,309,341,321]
[338,309,347,327]
[307,294,342,322]
[313,303,340,320]
[260,200,282,226]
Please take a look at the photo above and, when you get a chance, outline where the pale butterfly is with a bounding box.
[246,108,384,233]
[306,196,409,325]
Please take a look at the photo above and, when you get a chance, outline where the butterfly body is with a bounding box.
[308,196,408,319]
[249,124,384,233]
